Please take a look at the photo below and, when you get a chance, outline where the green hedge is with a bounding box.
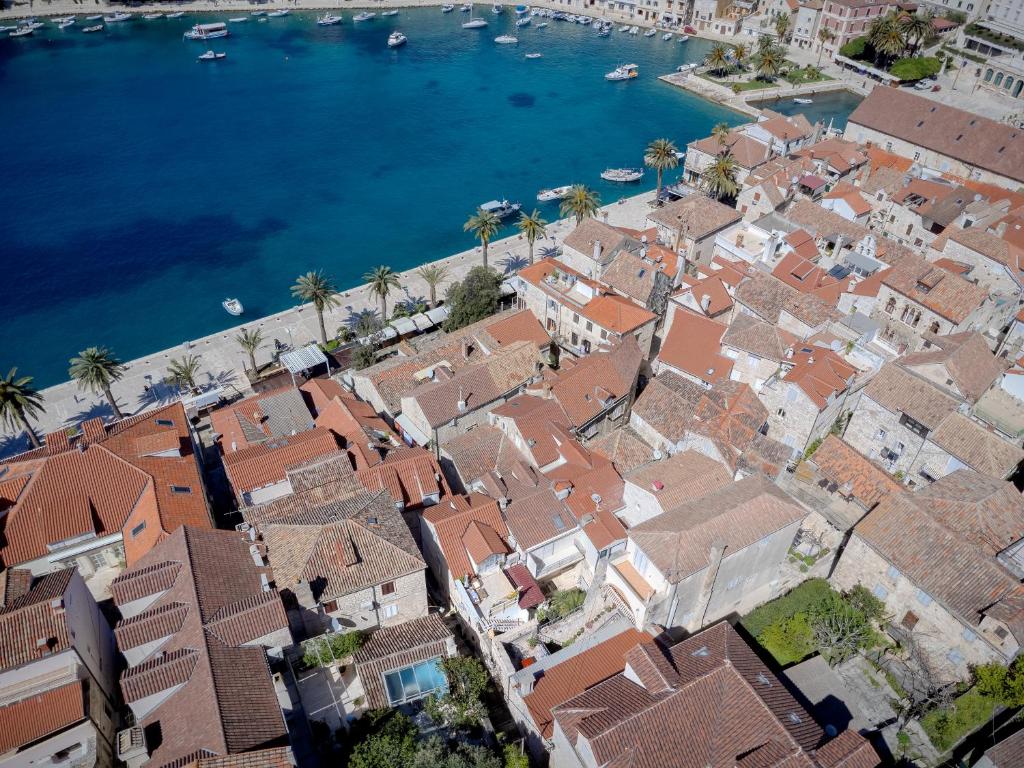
[839,36,869,59]
[921,690,998,753]
[739,578,833,638]
[890,57,941,81]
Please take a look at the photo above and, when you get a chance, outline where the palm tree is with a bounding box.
[644,138,680,200]
[711,121,732,149]
[817,27,836,66]
[900,11,932,55]
[774,12,790,42]
[463,209,502,268]
[870,13,907,66]
[167,355,201,393]
[291,270,340,346]
[417,264,449,308]
[732,42,749,68]
[705,42,730,76]
[0,368,44,449]
[516,210,548,265]
[757,31,777,54]
[700,153,740,202]
[68,347,127,419]
[364,265,401,320]
[235,327,265,375]
[754,42,785,82]
[559,185,601,225]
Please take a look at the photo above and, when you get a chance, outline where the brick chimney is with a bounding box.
[45,430,72,456]
[81,418,106,445]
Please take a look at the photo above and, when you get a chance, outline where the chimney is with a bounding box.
[462,339,474,360]
[81,418,106,445]
[700,294,712,313]
[651,480,665,492]
[736,232,745,249]
[997,221,1008,236]
[457,387,467,413]
[833,233,844,258]
[45,430,72,456]
[593,239,602,263]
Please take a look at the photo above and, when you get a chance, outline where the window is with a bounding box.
[381,603,399,619]
[585,321,593,332]
[777,408,786,418]
[170,485,192,495]
[913,151,921,161]
[632,547,650,574]
[885,297,897,314]
[131,522,147,538]
[901,611,919,630]
[887,564,900,580]
[872,584,888,600]
[88,552,107,570]
[962,628,976,643]
[383,658,448,706]
[947,648,965,666]
[572,313,580,324]
[916,589,933,606]
[323,599,339,613]
[156,418,174,427]
[876,429,887,441]
[381,581,396,596]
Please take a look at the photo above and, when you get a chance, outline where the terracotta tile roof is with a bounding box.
[757,112,814,142]
[948,228,1024,284]
[734,272,836,329]
[795,138,868,175]
[354,612,452,663]
[848,88,1024,184]
[441,426,508,485]
[983,727,1024,768]
[807,436,902,509]
[900,331,1005,403]
[784,200,875,257]
[186,748,294,768]
[690,131,772,171]
[492,396,571,466]
[0,403,210,568]
[542,336,642,427]
[0,569,74,671]
[553,459,628,551]
[601,250,670,305]
[933,257,972,275]
[504,489,578,550]
[917,470,1024,557]
[772,253,851,305]
[0,680,86,753]
[211,387,315,453]
[927,413,1024,479]
[486,309,552,347]
[563,218,634,266]
[781,347,857,411]
[355,447,444,508]
[587,427,655,475]
[423,497,510,581]
[721,313,798,363]
[784,229,821,261]
[551,623,861,768]
[223,428,342,496]
[675,274,734,316]
[505,563,544,609]
[648,195,742,241]
[463,519,511,564]
[523,628,653,738]
[823,183,872,217]
[855,474,1024,641]
[862,363,959,430]
[659,311,732,384]
[111,527,289,768]
[882,257,988,324]
[630,475,808,582]
[815,729,883,768]
[625,451,732,516]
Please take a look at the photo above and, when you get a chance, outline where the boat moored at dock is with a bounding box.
[82,24,103,33]
[479,199,522,219]
[353,11,376,21]
[222,298,244,316]
[537,185,572,202]
[601,167,644,182]
[104,12,132,22]
[317,14,343,26]
[184,22,228,40]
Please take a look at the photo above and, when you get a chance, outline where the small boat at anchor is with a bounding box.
[229,17,248,23]
[316,13,342,25]
[198,49,226,60]
[618,25,629,32]
[793,97,813,104]
[460,3,473,10]
[536,21,547,27]
[644,27,656,36]
[167,11,185,18]
[51,16,75,24]
[676,62,698,73]
[492,3,504,13]
[662,32,673,40]
[184,22,228,39]
[382,10,398,16]
[678,34,690,42]
[82,24,104,32]
[515,4,529,14]
[8,27,33,37]
[525,51,542,58]
[104,12,132,22]
[143,13,164,20]
[605,63,638,81]
[628,25,639,34]
[601,168,644,182]
[250,10,266,16]
[537,185,572,202]
[494,33,517,43]
[267,9,289,17]
[223,298,244,316]
[463,12,487,28]
[353,11,375,21]
[516,16,530,26]
[58,18,76,29]
[442,4,455,11]
[85,15,103,20]
[388,30,407,47]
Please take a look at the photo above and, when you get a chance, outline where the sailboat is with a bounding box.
[462,5,487,27]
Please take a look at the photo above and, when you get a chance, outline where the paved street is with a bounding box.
[1,191,658,456]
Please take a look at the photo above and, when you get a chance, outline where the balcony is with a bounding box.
[528,549,584,579]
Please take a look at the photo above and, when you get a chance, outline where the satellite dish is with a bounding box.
[591,493,602,504]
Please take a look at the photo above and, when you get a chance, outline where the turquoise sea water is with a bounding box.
[0,9,859,387]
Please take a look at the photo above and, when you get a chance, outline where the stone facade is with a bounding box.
[759,378,848,454]
[320,570,428,632]
[844,392,925,476]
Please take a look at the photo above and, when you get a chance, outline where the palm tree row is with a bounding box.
[867,10,935,66]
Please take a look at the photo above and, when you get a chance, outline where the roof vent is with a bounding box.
[788,712,803,724]
[756,672,772,687]
[691,645,710,657]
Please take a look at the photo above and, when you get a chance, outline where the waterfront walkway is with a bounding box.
[0,191,658,456]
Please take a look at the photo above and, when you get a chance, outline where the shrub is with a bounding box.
[537,588,585,623]
[740,578,833,638]
[443,266,503,331]
[845,584,886,622]
[921,690,998,752]
[973,657,1024,707]
[504,743,530,768]
[353,343,377,370]
[839,36,869,59]
[890,56,941,81]
[302,630,365,667]
[424,656,490,728]
[759,613,816,665]
[803,438,822,460]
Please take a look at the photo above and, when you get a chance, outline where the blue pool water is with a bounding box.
[0,10,859,387]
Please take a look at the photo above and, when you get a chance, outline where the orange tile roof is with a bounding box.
[675,274,733,317]
[423,498,509,582]
[522,628,653,738]
[772,252,851,305]
[355,447,445,508]
[0,681,85,753]
[223,428,341,496]
[824,182,872,217]
[783,347,857,410]
[486,309,551,348]
[658,311,732,384]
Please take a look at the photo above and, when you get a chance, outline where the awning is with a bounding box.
[395,413,431,446]
[391,317,417,335]
[411,313,434,331]
[280,344,328,374]
[425,305,450,324]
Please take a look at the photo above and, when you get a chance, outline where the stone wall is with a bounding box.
[844,393,925,477]
[323,570,428,631]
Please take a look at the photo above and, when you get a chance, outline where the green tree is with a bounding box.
[711,121,732,148]
[817,26,836,66]
[732,42,749,67]
[900,11,932,55]
[353,344,378,370]
[754,42,785,81]
[292,270,340,346]
[234,327,265,376]
[870,13,908,66]
[774,12,791,41]
[425,656,491,728]
[464,209,502,269]
[705,42,731,76]
[974,658,1024,707]
[517,209,548,266]
[644,138,680,200]
[889,56,941,80]
[760,613,816,665]
[417,263,449,308]
[167,354,201,393]
[348,711,419,768]
[364,265,401,321]
[559,184,601,225]
[503,743,530,768]
[68,346,127,419]
[443,266,503,331]
[809,592,877,665]
[700,152,740,202]
[538,588,586,623]
[0,367,44,449]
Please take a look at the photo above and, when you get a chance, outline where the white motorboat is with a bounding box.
[387,30,407,47]
[228,17,248,23]
[601,167,644,182]
[644,27,656,36]
[525,51,542,58]
[580,15,592,24]
[618,24,629,32]
[536,21,547,27]
[316,13,342,25]
[463,15,487,28]
[198,49,227,60]
[537,185,572,202]
[353,12,375,21]
[597,27,609,37]
[628,25,639,34]
[662,32,673,40]
[104,12,132,22]
[515,4,529,14]
[52,16,75,23]
[85,15,103,20]
[605,63,638,81]
[460,3,473,10]
[494,33,517,43]
[676,62,698,73]
[167,11,185,18]
[250,10,266,16]
[382,10,398,16]
[58,18,76,28]
[442,4,455,11]
[143,13,164,20]
[516,16,530,26]
[8,27,33,37]
[480,199,522,219]
[223,298,244,316]
[678,34,689,41]
[793,97,813,104]
[82,24,103,32]
[22,21,44,29]
[184,22,228,40]
[0,25,16,31]
[267,9,289,17]
[492,3,504,13]
[566,14,577,21]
